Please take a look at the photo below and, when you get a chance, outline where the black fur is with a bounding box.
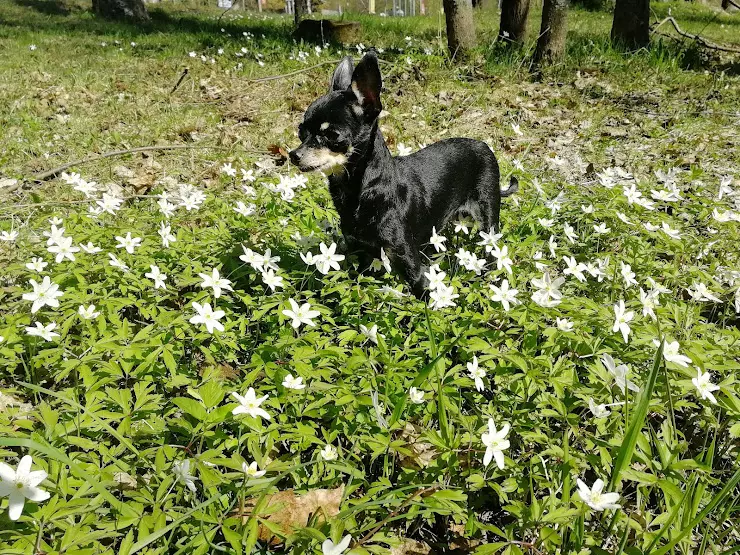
[289,50,518,297]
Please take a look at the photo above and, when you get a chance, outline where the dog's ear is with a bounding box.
[350,50,382,119]
[330,56,354,92]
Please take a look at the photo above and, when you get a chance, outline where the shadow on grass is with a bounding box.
[7,0,295,45]
[13,0,71,15]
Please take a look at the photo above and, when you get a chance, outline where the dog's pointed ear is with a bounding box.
[350,50,382,119]
[330,56,354,92]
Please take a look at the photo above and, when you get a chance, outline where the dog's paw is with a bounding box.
[411,276,430,300]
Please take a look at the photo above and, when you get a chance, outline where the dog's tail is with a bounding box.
[501,176,519,197]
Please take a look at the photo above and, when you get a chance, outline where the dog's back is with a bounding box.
[398,138,501,232]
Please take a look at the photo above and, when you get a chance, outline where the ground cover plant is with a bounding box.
[1,1,739,554]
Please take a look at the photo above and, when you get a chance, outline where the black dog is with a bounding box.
[289,50,518,297]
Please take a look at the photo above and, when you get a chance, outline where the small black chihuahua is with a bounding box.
[289,50,518,297]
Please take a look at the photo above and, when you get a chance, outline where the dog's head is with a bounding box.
[289,51,382,173]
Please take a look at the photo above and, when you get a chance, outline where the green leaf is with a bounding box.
[162,347,178,374]
[473,543,510,554]
[172,397,208,421]
[221,524,243,555]
[119,529,135,555]
[0,437,138,519]
[243,515,259,554]
[199,381,226,409]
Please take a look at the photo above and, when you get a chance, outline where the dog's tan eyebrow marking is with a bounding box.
[320,122,330,130]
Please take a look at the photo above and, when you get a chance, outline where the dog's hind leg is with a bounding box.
[389,242,428,298]
[476,195,501,233]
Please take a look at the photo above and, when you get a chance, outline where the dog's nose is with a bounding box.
[289,149,301,166]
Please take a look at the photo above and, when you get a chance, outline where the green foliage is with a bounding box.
[0,1,739,554]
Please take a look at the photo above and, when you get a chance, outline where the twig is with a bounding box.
[354,486,439,547]
[246,59,343,84]
[0,195,156,212]
[245,58,393,85]
[170,68,189,94]
[651,16,740,54]
[216,2,236,26]
[32,144,235,182]
[723,0,740,10]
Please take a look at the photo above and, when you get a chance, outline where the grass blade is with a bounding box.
[645,476,697,553]
[129,493,228,554]
[651,465,740,555]
[389,328,461,428]
[608,340,663,492]
[424,306,449,443]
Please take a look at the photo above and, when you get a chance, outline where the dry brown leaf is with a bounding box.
[267,144,289,162]
[0,391,33,413]
[239,485,344,545]
[397,423,437,470]
[113,165,135,180]
[199,79,223,100]
[113,471,138,491]
[391,538,431,555]
[128,172,156,194]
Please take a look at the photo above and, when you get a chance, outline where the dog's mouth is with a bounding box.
[296,160,346,175]
[293,148,348,174]
[295,163,321,172]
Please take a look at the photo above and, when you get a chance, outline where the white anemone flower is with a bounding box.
[198,268,233,299]
[576,479,620,511]
[692,368,720,404]
[0,455,51,520]
[231,388,271,419]
[322,535,352,555]
[612,300,634,342]
[189,302,225,333]
[172,460,198,493]
[22,276,63,313]
[602,353,639,393]
[282,298,320,329]
[481,418,510,469]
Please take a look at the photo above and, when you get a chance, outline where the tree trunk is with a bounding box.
[294,0,309,25]
[92,0,149,21]
[499,0,530,44]
[611,0,650,49]
[533,0,568,64]
[442,0,477,58]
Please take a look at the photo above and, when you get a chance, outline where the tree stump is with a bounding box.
[92,0,149,21]
[294,20,362,45]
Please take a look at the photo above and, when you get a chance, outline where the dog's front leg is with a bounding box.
[344,234,375,273]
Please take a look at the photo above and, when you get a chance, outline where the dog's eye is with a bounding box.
[323,129,340,142]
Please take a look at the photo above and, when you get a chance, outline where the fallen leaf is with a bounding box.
[397,423,437,470]
[113,471,138,490]
[239,485,344,544]
[391,538,431,555]
[267,144,288,164]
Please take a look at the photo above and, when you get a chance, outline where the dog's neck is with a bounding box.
[330,120,393,190]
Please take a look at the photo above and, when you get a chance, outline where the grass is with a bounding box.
[1,1,739,554]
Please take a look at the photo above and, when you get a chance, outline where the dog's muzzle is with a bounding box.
[288,148,303,167]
